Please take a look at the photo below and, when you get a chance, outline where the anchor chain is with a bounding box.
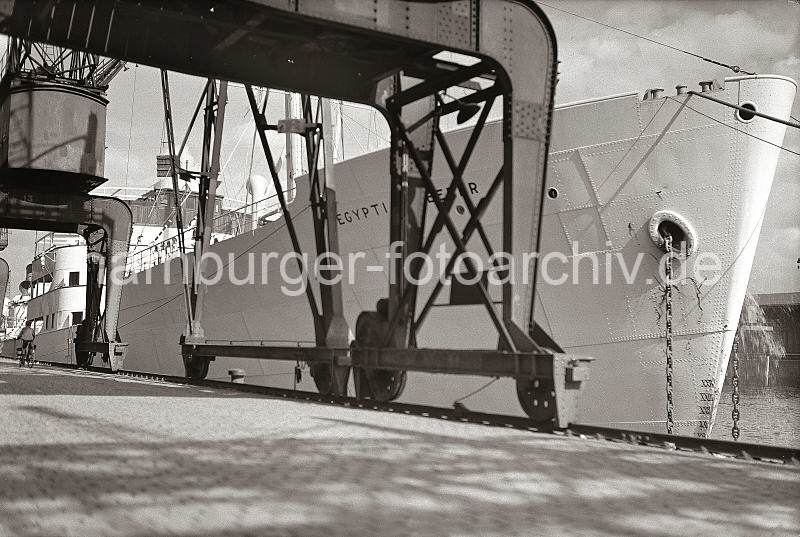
[731,340,741,440]
[664,233,674,435]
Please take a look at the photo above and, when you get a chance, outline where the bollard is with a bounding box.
[228,369,246,384]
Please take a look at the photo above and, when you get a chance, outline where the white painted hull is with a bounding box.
[16,75,796,437]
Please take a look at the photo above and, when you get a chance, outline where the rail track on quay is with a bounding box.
[13,358,800,466]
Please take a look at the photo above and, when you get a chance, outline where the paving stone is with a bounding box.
[0,359,797,537]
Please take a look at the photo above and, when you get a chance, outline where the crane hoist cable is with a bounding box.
[123,64,138,188]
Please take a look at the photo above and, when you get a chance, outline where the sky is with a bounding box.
[1,0,798,296]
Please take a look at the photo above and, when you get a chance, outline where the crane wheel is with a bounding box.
[183,354,211,380]
[353,310,407,402]
[311,363,350,396]
[516,376,556,428]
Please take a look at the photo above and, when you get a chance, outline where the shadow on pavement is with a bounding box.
[0,409,797,537]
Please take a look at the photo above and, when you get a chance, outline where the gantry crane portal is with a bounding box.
[0,0,593,427]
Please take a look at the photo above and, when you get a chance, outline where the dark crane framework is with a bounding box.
[0,0,594,427]
[0,33,130,369]
[2,37,123,88]
[0,38,123,256]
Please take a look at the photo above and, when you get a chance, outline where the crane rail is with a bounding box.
[18,358,800,466]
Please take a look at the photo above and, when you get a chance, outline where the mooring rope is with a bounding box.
[538,2,754,75]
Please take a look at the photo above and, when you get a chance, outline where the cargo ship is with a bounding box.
[2,74,796,437]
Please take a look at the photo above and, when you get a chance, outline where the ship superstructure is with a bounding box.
[2,181,252,357]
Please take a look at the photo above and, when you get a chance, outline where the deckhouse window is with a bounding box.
[69,272,80,286]
[72,312,83,325]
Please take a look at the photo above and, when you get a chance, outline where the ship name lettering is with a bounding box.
[426,182,480,203]
[336,201,389,226]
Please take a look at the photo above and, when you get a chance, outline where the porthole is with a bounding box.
[736,102,756,123]
[547,187,559,199]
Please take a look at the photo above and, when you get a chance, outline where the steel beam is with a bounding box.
[159,77,230,346]
[191,80,228,335]
[160,70,194,335]
[245,84,324,339]
[385,75,437,350]
[76,225,105,367]
[0,258,8,327]
[392,61,491,108]
[180,341,591,427]
[180,342,591,381]
[388,104,517,351]
[0,190,132,370]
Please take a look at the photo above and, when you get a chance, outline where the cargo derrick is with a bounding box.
[0,37,130,370]
[0,1,594,428]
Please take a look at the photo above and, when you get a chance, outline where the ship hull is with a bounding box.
[11,75,796,437]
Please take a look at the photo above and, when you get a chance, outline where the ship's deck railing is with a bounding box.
[91,186,155,201]
[91,183,249,232]
[34,232,85,257]
[126,204,253,236]
[125,188,292,276]
[93,185,247,206]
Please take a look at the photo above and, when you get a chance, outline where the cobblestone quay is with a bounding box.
[1,359,798,536]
